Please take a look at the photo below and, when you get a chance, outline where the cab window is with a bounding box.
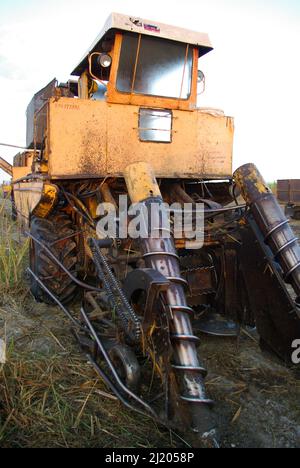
[116,33,193,100]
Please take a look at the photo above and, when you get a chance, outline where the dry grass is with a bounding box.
[0,349,174,448]
[0,199,29,295]
[0,199,175,448]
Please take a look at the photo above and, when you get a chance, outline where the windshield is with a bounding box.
[116,33,193,99]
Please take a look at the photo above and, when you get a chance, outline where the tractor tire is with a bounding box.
[29,212,80,305]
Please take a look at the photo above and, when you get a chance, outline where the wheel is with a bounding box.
[29,212,80,305]
[284,204,293,218]
[292,209,300,221]
[108,344,141,392]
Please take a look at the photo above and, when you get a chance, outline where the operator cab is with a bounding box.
[71,13,213,110]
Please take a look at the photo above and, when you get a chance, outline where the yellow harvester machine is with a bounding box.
[2,13,300,445]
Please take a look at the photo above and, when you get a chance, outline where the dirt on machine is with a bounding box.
[1,13,300,447]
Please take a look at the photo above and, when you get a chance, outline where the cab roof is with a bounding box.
[71,12,213,76]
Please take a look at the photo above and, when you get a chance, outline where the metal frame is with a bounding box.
[71,12,213,77]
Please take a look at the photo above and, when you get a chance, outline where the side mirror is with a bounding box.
[197,70,206,96]
[198,70,205,84]
[88,52,111,87]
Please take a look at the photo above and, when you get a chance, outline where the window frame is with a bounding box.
[138,108,173,144]
[106,32,199,111]
[115,33,193,101]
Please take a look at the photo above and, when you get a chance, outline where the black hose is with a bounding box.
[27,267,85,330]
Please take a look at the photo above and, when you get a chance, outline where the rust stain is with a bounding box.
[47,97,233,179]
[79,129,107,175]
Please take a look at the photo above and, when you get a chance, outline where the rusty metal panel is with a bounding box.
[289,180,300,203]
[27,80,75,149]
[47,97,233,179]
[26,79,57,149]
[277,179,300,204]
[196,110,234,177]
[48,99,108,177]
[277,179,290,203]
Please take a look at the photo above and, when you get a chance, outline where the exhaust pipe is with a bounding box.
[234,163,300,303]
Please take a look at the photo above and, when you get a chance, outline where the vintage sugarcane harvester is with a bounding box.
[3,13,300,445]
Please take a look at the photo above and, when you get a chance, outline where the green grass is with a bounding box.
[0,199,29,294]
[268,181,277,195]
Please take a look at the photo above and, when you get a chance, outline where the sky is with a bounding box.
[0,0,300,182]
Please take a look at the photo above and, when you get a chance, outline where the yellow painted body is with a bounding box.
[10,151,56,222]
[45,97,234,179]
[11,19,234,221]
[12,151,34,182]
[12,166,31,182]
[13,182,58,223]
[1,182,11,197]
[124,162,162,203]
[234,163,270,204]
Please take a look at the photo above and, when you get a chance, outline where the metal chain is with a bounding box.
[179,253,215,274]
[90,239,142,342]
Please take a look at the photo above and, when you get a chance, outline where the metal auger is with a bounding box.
[124,162,214,437]
[234,163,300,314]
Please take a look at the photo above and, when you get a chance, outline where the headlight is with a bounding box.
[98,53,112,68]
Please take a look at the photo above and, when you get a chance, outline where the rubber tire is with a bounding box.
[29,213,79,305]
[292,209,300,221]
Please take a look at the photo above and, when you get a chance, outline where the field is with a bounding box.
[0,196,299,448]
